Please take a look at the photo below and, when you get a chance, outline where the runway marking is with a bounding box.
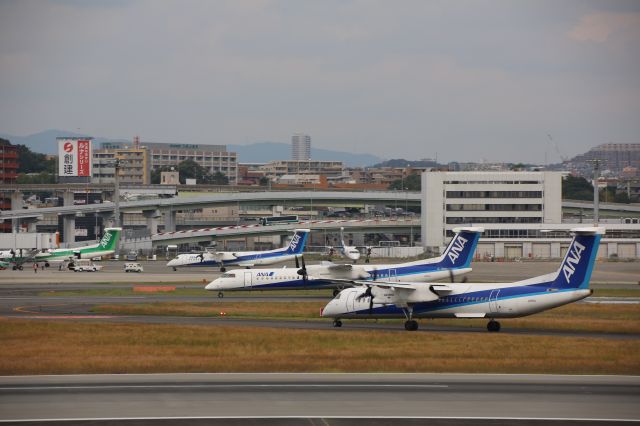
[12,315,114,319]
[14,304,69,314]
[0,384,449,390]
[0,416,637,423]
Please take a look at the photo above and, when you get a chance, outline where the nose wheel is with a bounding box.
[218,292,224,298]
[404,320,419,331]
[402,306,419,331]
[333,319,342,328]
[487,320,501,332]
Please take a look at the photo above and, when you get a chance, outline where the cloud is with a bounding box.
[569,12,640,43]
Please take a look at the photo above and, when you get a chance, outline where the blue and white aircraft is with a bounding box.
[205,227,483,297]
[167,229,310,272]
[321,227,604,331]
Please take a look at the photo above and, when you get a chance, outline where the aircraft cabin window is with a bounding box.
[221,273,235,278]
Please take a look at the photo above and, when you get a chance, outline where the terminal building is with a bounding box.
[421,170,640,259]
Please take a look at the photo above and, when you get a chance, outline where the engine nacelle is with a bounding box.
[371,286,440,305]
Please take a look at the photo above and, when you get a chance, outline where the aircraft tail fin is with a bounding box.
[286,229,310,255]
[546,227,604,289]
[98,227,122,252]
[436,227,483,269]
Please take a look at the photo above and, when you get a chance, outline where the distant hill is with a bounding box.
[373,158,443,168]
[0,130,382,167]
[228,142,382,167]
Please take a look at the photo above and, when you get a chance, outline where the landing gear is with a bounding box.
[220,267,226,272]
[404,320,419,331]
[333,319,342,328]
[172,267,177,271]
[218,292,224,298]
[18,265,23,271]
[401,306,418,331]
[487,320,501,332]
[44,262,50,268]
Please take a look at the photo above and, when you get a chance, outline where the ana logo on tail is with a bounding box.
[289,233,302,251]
[447,235,468,264]
[99,232,113,249]
[562,240,586,283]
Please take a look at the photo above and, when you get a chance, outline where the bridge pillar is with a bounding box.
[163,209,177,233]
[143,209,161,235]
[62,214,76,244]
[10,191,23,232]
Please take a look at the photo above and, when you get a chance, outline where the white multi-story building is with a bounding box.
[291,133,311,161]
[101,141,237,184]
[421,171,563,249]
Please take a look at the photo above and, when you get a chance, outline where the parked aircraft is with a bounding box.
[321,227,604,331]
[0,248,38,270]
[167,229,310,272]
[205,227,483,297]
[335,227,361,262]
[35,227,121,267]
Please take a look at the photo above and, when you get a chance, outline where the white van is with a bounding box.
[71,259,102,272]
[124,263,144,273]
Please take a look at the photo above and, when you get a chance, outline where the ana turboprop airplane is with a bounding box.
[205,227,483,297]
[167,229,310,272]
[321,227,604,331]
[35,227,122,267]
[0,228,121,269]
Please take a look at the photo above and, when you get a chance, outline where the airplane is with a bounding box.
[205,227,483,298]
[167,229,310,272]
[0,248,39,270]
[332,227,361,263]
[34,227,122,267]
[320,227,604,331]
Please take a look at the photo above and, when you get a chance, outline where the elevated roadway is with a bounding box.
[150,218,420,245]
[0,190,422,221]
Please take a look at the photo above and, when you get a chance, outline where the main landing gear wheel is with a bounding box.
[220,267,226,272]
[404,320,419,331]
[218,292,224,298]
[172,267,177,271]
[487,320,501,332]
[333,319,342,328]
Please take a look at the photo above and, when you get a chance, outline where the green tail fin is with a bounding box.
[98,228,122,252]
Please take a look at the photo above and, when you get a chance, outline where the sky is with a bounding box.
[0,0,639,163]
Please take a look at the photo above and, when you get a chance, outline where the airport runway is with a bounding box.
[1,373,638,423]
[2,258,639,285]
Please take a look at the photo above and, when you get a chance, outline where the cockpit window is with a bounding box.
[221,273,236,278]
[334,293,341,300]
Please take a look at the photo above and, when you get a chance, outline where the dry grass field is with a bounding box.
[1,319,639,375]
[92,301,640,334]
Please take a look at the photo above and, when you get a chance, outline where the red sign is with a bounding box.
[64,142,73,153]
[77,140,90,176]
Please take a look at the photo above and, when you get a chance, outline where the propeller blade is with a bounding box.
[449,269,454,283]
[295,256,300,269]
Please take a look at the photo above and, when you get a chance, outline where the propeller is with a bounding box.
[356,285,374,313]
[296,255,308,285]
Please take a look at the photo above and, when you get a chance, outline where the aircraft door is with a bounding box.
[346,291,356,312]
[243,272,252,288]
[389,268,397,282]
[489,289,500,313]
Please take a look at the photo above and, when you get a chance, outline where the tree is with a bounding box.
[16,144,55,174]
[16,172,56,184]
[207,171,229,185]
[388,173,421,191]
[562,176,593,201]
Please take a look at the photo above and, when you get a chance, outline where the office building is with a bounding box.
[421,171,562,252]
[291,133,311,161]
[101,141,237,184]
[92,146,150,185]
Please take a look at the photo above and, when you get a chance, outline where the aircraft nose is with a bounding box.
[321,300,337,317]
[205,280,219,291]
